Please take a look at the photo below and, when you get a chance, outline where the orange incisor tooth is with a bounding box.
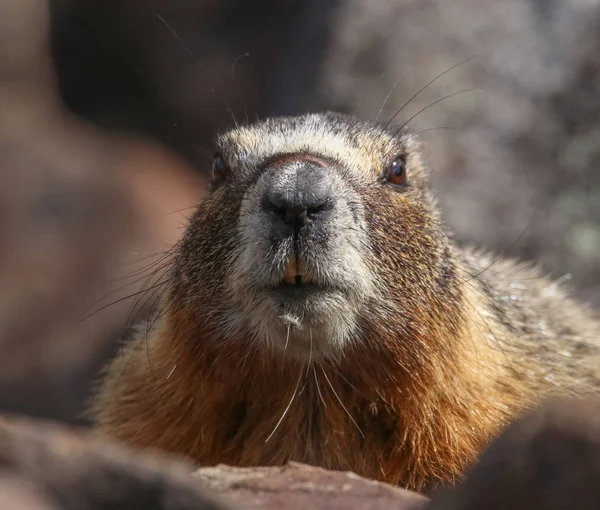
[284,254,297,284]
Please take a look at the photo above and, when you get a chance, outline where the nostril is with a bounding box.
[261,190,334,230]
[306,198,334,217]
[261,194,285,216]
[287,207,307,228]
[306,205,320,216]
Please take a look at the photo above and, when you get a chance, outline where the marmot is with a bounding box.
[91,112,600,492]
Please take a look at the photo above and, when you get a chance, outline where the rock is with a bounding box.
[0,414,429,510]
[311,0,600,307]
[51,0,319,167]
[429,397,600,510]
[195,462,428,510]
[0,0,204,424]
[0,415,234,510]
[0,475,58,510]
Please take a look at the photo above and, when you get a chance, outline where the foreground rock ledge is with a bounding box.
[0,416,233,510]
[0,415,428,510]
[195,462,428,510]
[3,397,600,509]
[430,397,600,510]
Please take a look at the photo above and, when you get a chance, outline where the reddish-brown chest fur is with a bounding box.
[93,304,524,492]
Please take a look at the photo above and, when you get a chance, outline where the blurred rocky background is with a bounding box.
[313,0,600,307]
[1,0,599,470]
[1,0,600,507]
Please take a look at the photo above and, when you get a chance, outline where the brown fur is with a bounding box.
[90,113,600,493]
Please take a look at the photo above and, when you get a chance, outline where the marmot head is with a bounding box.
[171,112,453,361]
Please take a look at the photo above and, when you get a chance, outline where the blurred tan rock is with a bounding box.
[0,414,431,510]
[0,476,58,510]
[0,0,204,422]
[196,462,429,510]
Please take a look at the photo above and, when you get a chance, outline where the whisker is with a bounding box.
[209,244,244,305]
[222,95,240,128]
[240,331,261,373]
[104,240,178,285]
[110,252,174,285]
[313,365,327,408]
[456,220,533,287]
[112,293,175,395]
[156,14,201,68]
[330,366,365,399]
[79,278,171,322]
[160,205,199,218]
[284,323,291,350]
[123,258,172,331]
[400,126,461,144]
[89,258,172,311]
[393,89,484,136]
[384,55,478,129]
[128,276,171,332]
[375,75,405,123]
[308,327,313,366]
[265,367,303,443]
[231,52,251,125]
[321,366,365,439]
[156,13,239,127]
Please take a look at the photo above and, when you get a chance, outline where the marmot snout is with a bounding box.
[91,112,600,492]
[230,150,381,358]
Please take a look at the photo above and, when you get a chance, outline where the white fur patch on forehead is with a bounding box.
[217,114,401,180]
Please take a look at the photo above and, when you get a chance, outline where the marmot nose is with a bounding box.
[261,165,334,230]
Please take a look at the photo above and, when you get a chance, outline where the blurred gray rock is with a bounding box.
[0,415,233,510]
[428,397,600,510]
[312,0,600,306]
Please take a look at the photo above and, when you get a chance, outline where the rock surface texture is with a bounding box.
[2,399,600,509]
[0,415,430,510]
[195,462,428,510]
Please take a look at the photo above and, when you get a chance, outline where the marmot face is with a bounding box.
[172,112,449,361]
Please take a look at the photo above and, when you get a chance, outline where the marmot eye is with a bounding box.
[212,152,229,182]
[384,155,407,187]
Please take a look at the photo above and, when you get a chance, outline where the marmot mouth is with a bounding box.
[283,275,308,286]
[283,254,313,286]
